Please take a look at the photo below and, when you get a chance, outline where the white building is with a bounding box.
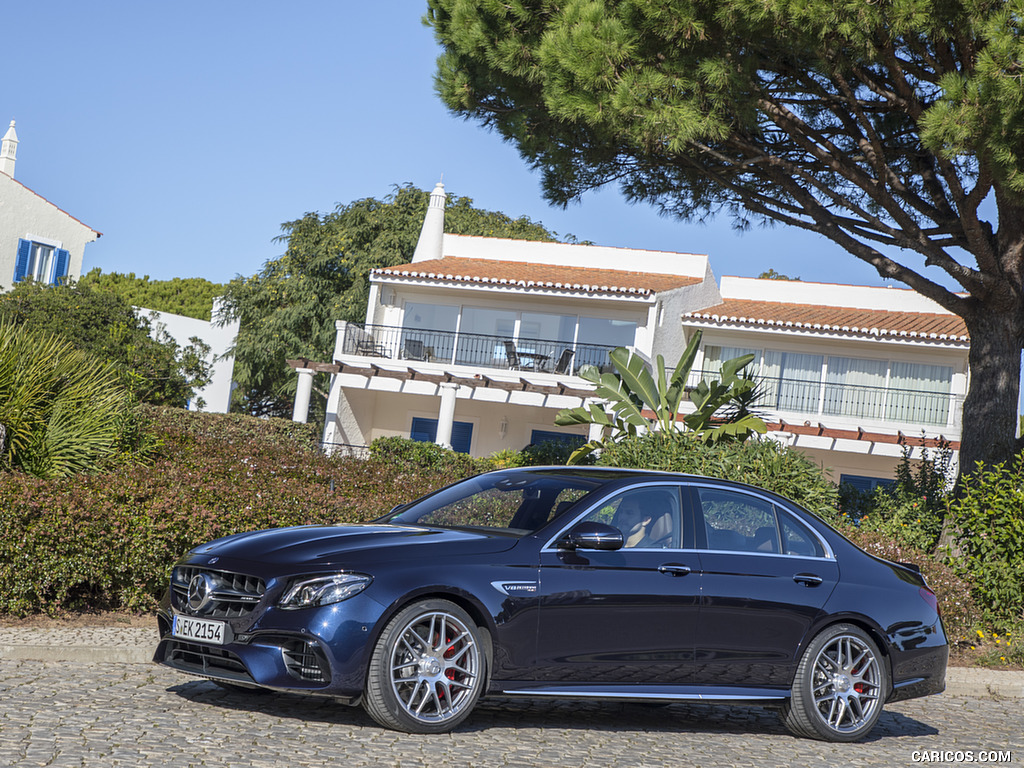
[0,121,100,288]
[140,299,240,413]
[308,182,967,487]
[684,277,967,488]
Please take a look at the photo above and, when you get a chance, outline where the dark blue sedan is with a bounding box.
[153,467,947,741]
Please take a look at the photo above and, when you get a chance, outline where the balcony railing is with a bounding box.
[341,323,619,375]
[688,369,962,428]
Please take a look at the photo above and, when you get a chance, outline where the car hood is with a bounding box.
[186,524,521,568]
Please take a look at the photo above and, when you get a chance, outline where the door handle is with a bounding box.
[658,564,692,577]
[793,572,823,587]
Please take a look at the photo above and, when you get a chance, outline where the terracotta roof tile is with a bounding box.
[684,299,969,342]
[373,257,700,296]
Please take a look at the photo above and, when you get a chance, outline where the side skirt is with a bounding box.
[494,683,789,704]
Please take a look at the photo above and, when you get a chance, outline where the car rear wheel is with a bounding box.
[782,623,888,742]
[363,599,485,733]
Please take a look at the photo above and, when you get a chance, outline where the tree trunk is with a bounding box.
[957,308,1024,477]
[936,308,1023,557]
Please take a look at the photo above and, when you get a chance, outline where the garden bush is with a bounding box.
[840,441,953,554]
[946,456,1024,628]
[598,432,839,519]
[839,527,980,642]
[369,435,491,475]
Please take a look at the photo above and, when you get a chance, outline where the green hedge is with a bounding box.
[0,407,1000,643]
[0,413,478,615]
[948,457,1024,628]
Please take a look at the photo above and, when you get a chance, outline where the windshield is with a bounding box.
[384,470,603,535]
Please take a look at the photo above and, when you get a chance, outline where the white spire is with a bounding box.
[1,120,18,178]
[412,180,447,263]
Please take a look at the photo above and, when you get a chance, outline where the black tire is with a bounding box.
[362,599,486,733]
[781,623,889,742]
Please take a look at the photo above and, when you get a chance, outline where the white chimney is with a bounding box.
[1,120,18,177]
[412,180,447,263]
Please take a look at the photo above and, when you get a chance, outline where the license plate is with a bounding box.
[173,615,227,645]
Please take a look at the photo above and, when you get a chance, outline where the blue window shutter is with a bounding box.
[410,418,473,454]
[13,239,30,283]
[53,249,70,284]
[451,421,473,454]
[410,417,437,444]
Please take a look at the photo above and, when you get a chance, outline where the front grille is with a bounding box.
[280,639,329,683]
[171,567,266,618]
[165,640,252,681]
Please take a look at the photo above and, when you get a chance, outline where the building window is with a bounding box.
[398,301,638,371]
[410,417,474,454]
[13,238,70,285]
[703,345,954,426]
[839,474,895,493]
[529,429,585,448]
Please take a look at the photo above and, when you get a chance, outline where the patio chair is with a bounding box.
[553,348,575,375]
[402,338,427,361]
[503,340,523,370]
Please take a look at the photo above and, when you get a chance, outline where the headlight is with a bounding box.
[278,573,371,610]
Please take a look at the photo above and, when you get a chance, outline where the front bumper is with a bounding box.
[154,596,384,703]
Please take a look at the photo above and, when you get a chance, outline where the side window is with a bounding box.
[698,488,780,553]
[581,486,681,549]
[780,513,825,558]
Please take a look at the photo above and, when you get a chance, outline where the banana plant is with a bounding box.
[555,329,766,463]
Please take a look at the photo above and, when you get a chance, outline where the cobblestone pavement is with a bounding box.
[0,660,1020,768]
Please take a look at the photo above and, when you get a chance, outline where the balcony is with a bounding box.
[342,323,619,375]
[689,370,962,429]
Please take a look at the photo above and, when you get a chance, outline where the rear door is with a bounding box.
[688,483,839,688]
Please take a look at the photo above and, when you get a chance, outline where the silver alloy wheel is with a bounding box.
[810,633,882,734]
[389,609,480,724]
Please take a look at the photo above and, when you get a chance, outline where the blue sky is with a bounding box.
[4,1,941,287]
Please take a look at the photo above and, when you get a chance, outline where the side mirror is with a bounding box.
[559,521,623,551]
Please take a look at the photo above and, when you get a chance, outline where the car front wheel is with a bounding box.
[363,599,486,733]
[782,623,888,742]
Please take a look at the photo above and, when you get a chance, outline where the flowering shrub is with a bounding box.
[839,527,980,641]
[0,409,480,616]
[856,495,947,553]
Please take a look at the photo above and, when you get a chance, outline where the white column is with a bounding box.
[292,368,315,423]
[436,382,459,448]
[586,398,607,442]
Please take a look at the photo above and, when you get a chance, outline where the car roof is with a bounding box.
[484,465,781,493]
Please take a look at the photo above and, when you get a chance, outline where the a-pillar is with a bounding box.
[436,382,459,449]
[292,368,315,423]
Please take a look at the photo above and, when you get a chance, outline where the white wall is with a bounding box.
[439,233,711,278]
[721,275,962,314]
[0,174,99,290]
[139,299,239,413]
[324,386,588,457]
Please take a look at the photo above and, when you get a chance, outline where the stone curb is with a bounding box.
[1,629,1021,700]
[0,643,154,664]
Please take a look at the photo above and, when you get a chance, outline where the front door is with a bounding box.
[534,485,700,685]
